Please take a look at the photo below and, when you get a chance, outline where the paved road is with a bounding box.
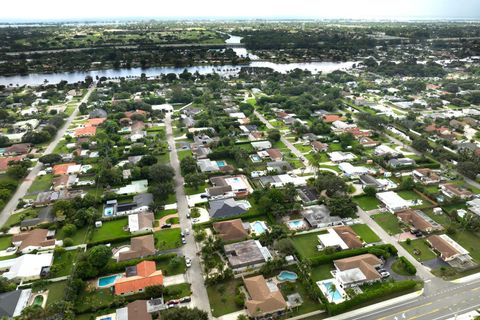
[165,113,212,315]
[253,110,315,173]
[0,84,96,227]
[335,277,480,320]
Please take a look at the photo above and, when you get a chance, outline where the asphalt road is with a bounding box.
[164,113,212,315]
[0,84,96,227]
[337,277,480,320]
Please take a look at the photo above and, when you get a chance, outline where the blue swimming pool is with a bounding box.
[216,160,226,167]
[98,274,121,287]
[277,271,298,282]
[287,219,306,229]
[251,221,267,234]
[322,281,343,303]
[104,207,114,217]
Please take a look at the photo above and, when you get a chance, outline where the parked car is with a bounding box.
[192,218,200,223]
[381,271,390,278]
[182,237,187,244]
[167,300,179,307]
[161,223,172,229]
[186,212,191,219]
[184,228,189,235]
[5,247,16,253]
[185,257,192,268]
[179,296,191,303]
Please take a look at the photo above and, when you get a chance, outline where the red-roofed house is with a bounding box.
[0,156,25,173]
[52,163,77,175]
[86,118,106,127]
[322,114,343,123]
[74,126,97,137]
[114,261,163,296]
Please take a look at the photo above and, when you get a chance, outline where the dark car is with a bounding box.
[161,223,172,229]
[179,296,191,303]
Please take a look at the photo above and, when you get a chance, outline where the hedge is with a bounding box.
[326,280,418,315]
[87,233,137,247]
[307,244,398,266]
[398,256,417,275]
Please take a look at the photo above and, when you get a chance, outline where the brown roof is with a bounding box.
[0,155,25,172]
[427,235,459,260]
[118,235,156,262]
[52,175,69,189]
[396,209,433,232]
[414,168,440,181]
[333,226,363,249]
[266,148,282,160]
[126,300,151,320]
[4,143,31,155]
[12,229,55,251]
[323,114,342,123]
[441,183,473,198]
[213,219,248,241]
[137,212,154,230]
[311,141,328,151]
[334,254,382,281]
[244,275,287,317]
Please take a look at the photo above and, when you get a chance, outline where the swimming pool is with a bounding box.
[33,295,44,307]
[98,274,121,287]
[318,280,346,304]
[277,271,298,282]
[251,221,268,235]
[104,207,114,217]
[287,219,307,230]
[216,160,227,167]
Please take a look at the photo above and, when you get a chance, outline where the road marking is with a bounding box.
[377,302,433,320]
[409,308,440,320]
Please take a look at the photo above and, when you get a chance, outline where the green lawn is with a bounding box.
[27,174,53,194]
[50,249,79,277]
[90,218,130,243]
[391,258,413,276]
[290,231,327,260]
[350,224,381,243]
[449,230,480,263]
[58,226,89,245]
[278,276,323,316]
[184,183,208,195]
[0,236,11,250]
[310,263,334,282]
[177,150,193,161]
[153,228,182,250]
[207,279,243,317]
[371,213,403,235]
[401,239,437,262]
[156,256,186,276]
[354,195,381,211]
[154,209,177,219]
[42,281,67,306]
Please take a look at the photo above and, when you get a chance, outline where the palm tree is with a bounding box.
[328,283,337,297]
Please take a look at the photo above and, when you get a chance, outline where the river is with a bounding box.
[0,34,356,86]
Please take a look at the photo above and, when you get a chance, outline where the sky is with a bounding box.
[1,0,480,22]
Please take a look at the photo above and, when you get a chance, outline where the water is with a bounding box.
[0,33,356,86]
[322,281,343,302]
[287,219,307,229]
[277,270,298,281]
[251,221,268,234]
[98,274,121,287]
[216,160,226,167]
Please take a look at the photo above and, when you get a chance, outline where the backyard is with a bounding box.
[207,279,243,317]
[153,228,182,250]
[371,213,403,235]
[354,195,381,211]
[350,224,381,243]
[290,230,328,260]
[90,218,130,243]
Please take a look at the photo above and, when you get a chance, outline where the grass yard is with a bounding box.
[90,218,130,243]
[290,231,328,260]
[278,278,323,316]
[42,281,67,306]
[76,288,116,313]
[58,226,89,245]
[0,235,11,250]
[310,263,334,282]
[449,230,480,263]
[371,213,403,235]
[207,279,243,317]
[154,209,177,219]
[27,174,53,194]
[50,249,79,277]
[153,228,182,250]
[350,224,381,243]
[156,256,186,276]
[400,239,437,262]
[177,149,192,161]
[354,195,381,211]
[184,182,207,195]
[391,258,413,276]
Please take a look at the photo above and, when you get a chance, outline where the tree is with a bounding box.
[180,156,197,175]
[145,285,164,299]
[6,164,28,179]
[267,129,281,142]
[0,136,9,148]
[87,245,112,268]
[0,277,16,293]
[161,307,208,320]
[184,173,206,190]
[61,224,77,237]
[412,138,430,152]
[315,172,348,197]
[274,238,295,255]
[327,196,357,218]
[399,177,415,191]
[363,186,377,197]
[39,153,62,165]
[149,164,175,183]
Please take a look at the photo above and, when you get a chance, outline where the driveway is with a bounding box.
[163,274,188,286]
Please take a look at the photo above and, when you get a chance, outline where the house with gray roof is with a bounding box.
[209,198,248,219]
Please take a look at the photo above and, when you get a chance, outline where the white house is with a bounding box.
[0,253,53,282]
[376,191,410,213]
[338,162,370,178]
[328,152,356,163]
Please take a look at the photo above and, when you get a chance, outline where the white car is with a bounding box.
[381,271,390,278]
[185,258,192,268]
[184,228,189,235]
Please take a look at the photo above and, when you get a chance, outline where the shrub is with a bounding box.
[398,256,417,275]
[63,238,74,247]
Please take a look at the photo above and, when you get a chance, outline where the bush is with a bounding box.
[63,237,74,247]
[308,244,397,266]
[398,256,417,275]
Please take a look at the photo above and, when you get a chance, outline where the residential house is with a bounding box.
[191,145,212,159]
[114,261,163,295]
[318,226,363,250]
[358,137,379,148]
[412,168,441,185]
[74,126,97,137]
[0,253,53,282]
[297,186,319,205]
[52,174,77,191]
[52,163,79,175]
[266,161,292,174]
[244,275,287,319]
[333,254,383,288]
[440,183,474,200]
[328,151,356,163]
[3,143,31,156]
[12,229,58,254]
[213,219,249,242]
[387,158,416,168]
[116,180,149,195]
[266,148,283,161]
[338,162,370,178]
[301,205,341,228]
[374,145,399,157]
[224,240,272,269]
[128,212,154,234]
[376,191,410,213]
[322,114,343,123]
[311,141,328,152]
[0,156,25,173]
[117,235,156,262]
[427,234,472,264]
[113,300,152,320]
[251,141,272,151]
[209,175,253,198]
[259,174,307,188]
[359,175,386,191]
[0,289,32,318]
[395,209,443,233]
[208,198,248,219]
[130,121,147,142]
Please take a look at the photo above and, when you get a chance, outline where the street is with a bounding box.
[0,84,96,227]
[164,113,212,315]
